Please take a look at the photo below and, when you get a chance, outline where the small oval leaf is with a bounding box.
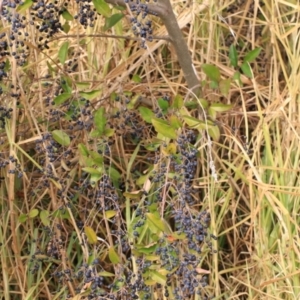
[93,0,111,17]
[29,208,39,219]
[244,47,261,63]
[84,226,98,244]
[229,44,238,67]
[40,210,50,226]
[152,118,177,139]
[201,64,221,82]
[52,130,70,146]
[58,42,69,65]
[139,106,154,123]
[94,107,106,134]
[53,93,72,105]
[18,214,28,223]
[103,13,124,31]
[108,247,120,264]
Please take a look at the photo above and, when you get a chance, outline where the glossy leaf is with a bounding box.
[93,0,111,17]
[105,210,117,219]
[157,98,169,111]
[79,90,101,100]
[229,44,238,67]
[53,93,72,105]
[139,106,154,123]
[172,94,183,109]
[146,213,165,232]
[210,103,233,112]
[90,151,103,165]
[82,167,102,175]
[78,143,89,156]
[18,214,28,223]
[52,130,70,146]
[240,62,252,78]
[29,209,39,219]
[98,271,115,277]
[150,270,167,285]
[85,226,98,244]
[208,124,220,141]
[58,42,69,65]
[244,47,261,63]
[61,9,74,21]
[75,82,90,90]
[94,107,106,134]
[169,115,182,129]
[201,64,221,82]
[62,22,70,33]
[40,210,50,226]
[17,0,33,13]
[219,79,231,97]
[108,247,120,264]
[103,13,124,31]
[131,74,141,83]
[151,118,177,139]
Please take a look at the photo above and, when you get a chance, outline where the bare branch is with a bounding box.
[104,0,201,96]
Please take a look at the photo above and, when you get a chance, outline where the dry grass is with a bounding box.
[1,0,300,299]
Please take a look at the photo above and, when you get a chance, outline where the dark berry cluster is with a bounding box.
[0,106,12,129]
[74,0,98,28]
[125,0,156,48]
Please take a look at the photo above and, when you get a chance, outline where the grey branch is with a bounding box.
[104,0,201,96]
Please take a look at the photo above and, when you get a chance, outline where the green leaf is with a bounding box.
[76,82,91,90]
[61,76,72,93]
[233,71,242,86]
[151,118,177,139]
[229,44,238,67]
[150,270,167,285]
[201,64,221,82]
[58,42,69,65]
[61,9,74,21]
[172,94,183,109]
[105,210,117,219]
[139,106,154,123]
[244,47,261,63]
[93,0,111,17]
[103,13,124,31]
[108,166,121,181]
[82,167,102,175]
[146,213,166,232]
[208,107,217,120]
[98,271,115,277]
[89,129,102,138]
[53,93,72,105]
[182,115,202,128]
[157,98,169,111]
[208,124,220,141]
[219,79,231,97]
[240,62,252,78]
[104,128,114,137]
[85,226,98,244]
[62,22,71,33]
[18,214,28,223]
[169,115,182,129]
[131,74,141,83]
[40,210,50,226]
[78,143,89,156]
[90,151,103,165]
[108,247,120,264]
[94,107,106,134]
[52,130,70,146]
[16,0,33,13]
[29,209,39,219]
[79,90,101,100]
[210,103,233,112]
